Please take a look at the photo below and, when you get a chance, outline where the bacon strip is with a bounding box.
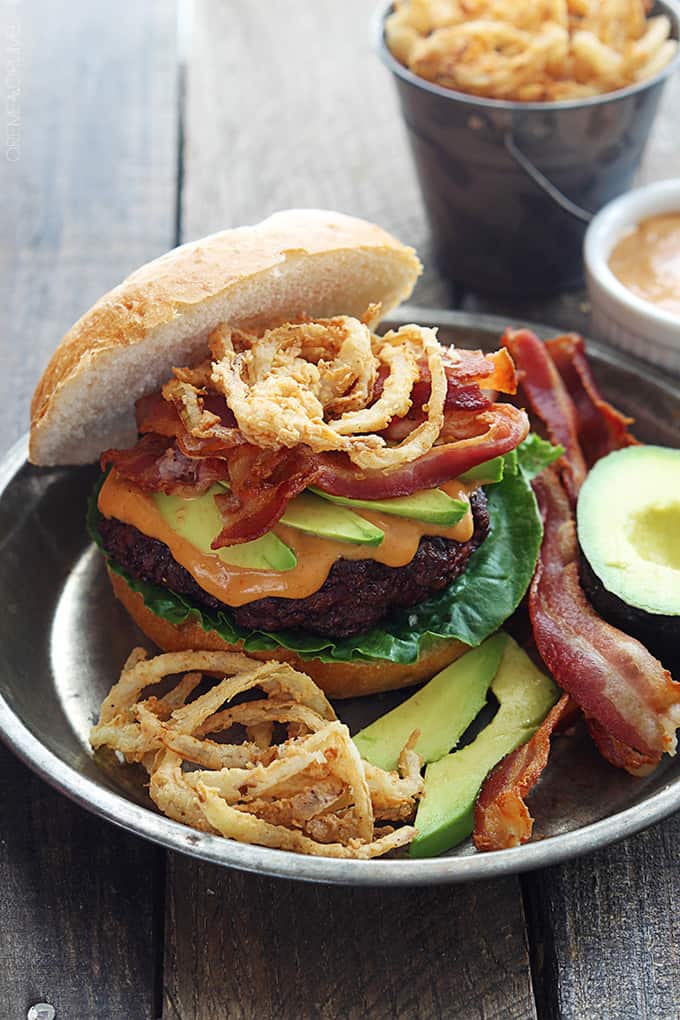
[135,393,182,437]
[212,446,318,546]
[111,344,526,541]
[373,348,516,402]
[446,348,518,392]
[586,719,660,777]
[406,349,516,409]
[530,469,680,768]
[101,435,230,498]
[502,328,586,505]
[473,694,574,851]
[104,400,528,537]
[380,389,492,442]
[545,333,638,467]
[370,347,512,439]
[136,392,242,460]
[314,404,529,499]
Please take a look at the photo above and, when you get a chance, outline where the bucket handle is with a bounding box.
[504,130,593,224]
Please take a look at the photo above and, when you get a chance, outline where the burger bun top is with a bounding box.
[30,209,421,466]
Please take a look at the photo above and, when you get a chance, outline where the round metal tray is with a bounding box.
[1,309,679,886]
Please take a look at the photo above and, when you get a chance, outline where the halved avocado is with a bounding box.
[577,446,680,665]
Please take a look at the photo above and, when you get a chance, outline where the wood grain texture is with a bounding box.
[1,0,178,451]
[638,71,680,187]
[523,816,680,1020]
[0,751,164,1019]
[163,857,537,1020]
[3,1,679,1018]
[181,0,452,309]
[0,0,178,1016]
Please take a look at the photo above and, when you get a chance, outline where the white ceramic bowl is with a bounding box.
[584,179,680,374]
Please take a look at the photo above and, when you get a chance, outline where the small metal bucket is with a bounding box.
[375,1,680,296]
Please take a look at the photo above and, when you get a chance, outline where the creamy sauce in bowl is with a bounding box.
[608,213,680,318]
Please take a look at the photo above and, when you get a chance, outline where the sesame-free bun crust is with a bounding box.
[30,209,421,466]
[108,568,467,700]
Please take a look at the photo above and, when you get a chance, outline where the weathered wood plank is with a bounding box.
[181,0,451,308]
[164,858,537,1020]
[0,0,178,1016]
[524,817,680,1020]
[0,753,165,1019]
[1,0,178,450]
[637,71,680,187]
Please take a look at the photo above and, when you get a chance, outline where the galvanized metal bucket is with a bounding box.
[375,1,680,296]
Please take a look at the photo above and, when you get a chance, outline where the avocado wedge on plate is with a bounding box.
[577,445,680,666]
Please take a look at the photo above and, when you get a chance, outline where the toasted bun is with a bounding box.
[30,209,421,466]
[108,568,467,700]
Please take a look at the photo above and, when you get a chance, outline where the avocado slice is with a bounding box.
[410,637,559,858]
[459,455,506,485]
[577,446,680,665]
[309,486,468,526]
[280,492,384,546]
[353,633,508,771]
[154,486,296,571]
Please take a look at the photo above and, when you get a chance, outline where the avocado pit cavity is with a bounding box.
[627,502,680,572]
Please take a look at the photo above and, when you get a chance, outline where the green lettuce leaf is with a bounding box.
[88,436,561,665]
[515,433,564,481]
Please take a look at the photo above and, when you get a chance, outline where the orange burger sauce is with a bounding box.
[98,470,477,606]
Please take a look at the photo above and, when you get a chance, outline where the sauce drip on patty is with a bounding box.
[98,470,477,607]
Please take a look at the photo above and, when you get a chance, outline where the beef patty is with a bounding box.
[97,490,490,639]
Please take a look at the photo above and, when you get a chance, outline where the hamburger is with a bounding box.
[30,210,552,698]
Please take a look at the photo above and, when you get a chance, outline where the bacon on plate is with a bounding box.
[586,719,661,777]
[502,328,586,505]
[545,333,638,467]
[530,469,680,770]
[473,694,574,851]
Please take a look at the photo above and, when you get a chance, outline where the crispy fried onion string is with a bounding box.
[208,318,450,470]
[90,649,423,858]
[161,376,242,448]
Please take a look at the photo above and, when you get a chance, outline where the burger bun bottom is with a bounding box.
[108,567,468,699]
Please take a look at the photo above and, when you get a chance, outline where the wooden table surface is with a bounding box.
[1,3,679,1018]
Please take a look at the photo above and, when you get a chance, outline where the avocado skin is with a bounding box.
[579,552,679,672]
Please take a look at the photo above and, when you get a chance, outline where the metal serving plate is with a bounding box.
[1,308,679,886]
